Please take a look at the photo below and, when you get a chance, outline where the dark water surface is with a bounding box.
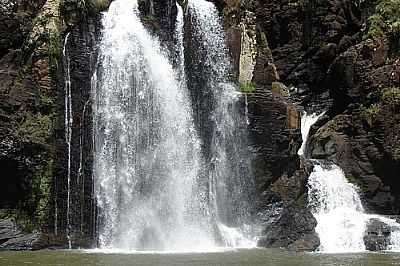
[1,249,400,266]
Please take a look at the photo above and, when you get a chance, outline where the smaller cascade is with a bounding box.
[63,32,73,249]
[301,112,400,253]
[307,163,366,252]
[298,112,324,156]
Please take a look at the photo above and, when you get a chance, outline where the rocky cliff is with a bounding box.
[215,0,400,251]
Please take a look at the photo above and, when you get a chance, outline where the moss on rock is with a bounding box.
[17,113,53,144]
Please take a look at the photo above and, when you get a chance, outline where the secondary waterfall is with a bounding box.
[188,0,257,247]
[93,0,214,251]
[298,112,324,157]
[63,32,73,249]
[308,162,367,252]
[301,113,400,253]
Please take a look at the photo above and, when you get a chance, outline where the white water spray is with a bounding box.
[94,0,214,251]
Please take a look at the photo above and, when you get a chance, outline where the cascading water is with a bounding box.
[308,162,367,252]
[298,112,324,157]
[188,0,257,247]
[93,0,214,251]
[63,32,73,249]
[300,112,400,253]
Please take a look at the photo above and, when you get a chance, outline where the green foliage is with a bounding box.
[360,87,400,126]
[240,82,256,93]
[366,0,400,39]
[17,113,53,144]
[381,87,400,106]
[367,14,386,38]
[360,104,380,126]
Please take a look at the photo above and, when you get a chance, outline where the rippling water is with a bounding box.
[1,249,400,266]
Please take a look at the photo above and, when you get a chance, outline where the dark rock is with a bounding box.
[257,205,319,251]
[363,218,392,251]
[0,218,40,251]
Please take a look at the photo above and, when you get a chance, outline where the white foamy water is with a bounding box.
[298,112,324,156]
[308,163,367,253]
[93,0,215,251]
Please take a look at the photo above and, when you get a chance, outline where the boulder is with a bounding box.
[257,205,319,251]
[363,218,392,251]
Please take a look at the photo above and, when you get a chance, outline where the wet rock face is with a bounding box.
[254,0,362,99]
[363,219,392,251]
[0,218,40,250]
[247,89,301,200]
[258,205,319,251]
[139,0,177,48]
[0,0,57,231]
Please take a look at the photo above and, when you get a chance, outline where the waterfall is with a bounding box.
[308,162,367,252]
[301,113,400,253]
[93,0,214,251]
[63,32,73,249]
[298,112,324,156]
[188,0,257,247]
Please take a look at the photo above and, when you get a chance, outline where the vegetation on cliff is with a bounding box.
[367,0,400,50]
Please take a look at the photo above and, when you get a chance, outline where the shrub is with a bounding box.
[360,104,380,126]
[381,87,400,106]
[240,82,256,93]
[366,0,400,40]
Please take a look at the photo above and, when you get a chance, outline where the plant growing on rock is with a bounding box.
[381,87,400,106]
[366,0,400,42]
[360,87,400,126]
[17,113,54,144]
[240,82,256,93]
[360,104,380,126]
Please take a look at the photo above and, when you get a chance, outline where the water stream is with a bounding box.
[63,32,73,249]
